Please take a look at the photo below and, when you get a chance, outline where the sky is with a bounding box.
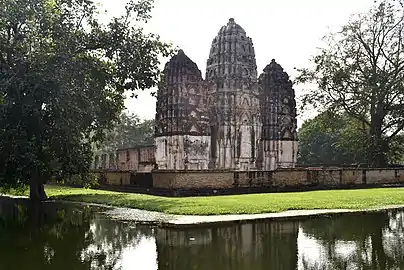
[98,0,374,125]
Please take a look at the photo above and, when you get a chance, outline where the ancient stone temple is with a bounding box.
[154,50,211,170]
[206,18,261,170]
[258,60,298,169]
[155,18,298,171]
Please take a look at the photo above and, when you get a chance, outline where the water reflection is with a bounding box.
[156,222,298,269]
[299,212,404,269]
[1,197,404,270]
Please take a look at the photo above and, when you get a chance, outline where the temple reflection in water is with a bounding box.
[1,198,404,270]
[156,222,298,270]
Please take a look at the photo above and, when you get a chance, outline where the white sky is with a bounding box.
[99,0,374,125]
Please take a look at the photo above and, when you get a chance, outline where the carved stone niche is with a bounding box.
[280,102,291,114]
[280,125,292,140]
[184,138,208,156]
[279,114,297,140]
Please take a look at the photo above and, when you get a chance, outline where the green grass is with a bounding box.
[3,185,404,215]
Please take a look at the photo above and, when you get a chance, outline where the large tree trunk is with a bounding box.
[369,138,388,167]
[369,117,388,168]
[29,130,48,202]
[29,176,47,202]
[369,130,388,167]
[371,151,388,168]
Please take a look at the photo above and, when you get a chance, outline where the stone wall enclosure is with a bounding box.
[152,168,404,190]
[95,168,404,193]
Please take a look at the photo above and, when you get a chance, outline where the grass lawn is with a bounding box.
[3,185,404,215]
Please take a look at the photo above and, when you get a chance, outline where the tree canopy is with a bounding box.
[0,0,173,200]
[296,0,404,167]
[298,111,404,166]
[298,112,369,166]
[95,112,155,153]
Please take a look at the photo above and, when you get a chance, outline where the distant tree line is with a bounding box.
[94,112,155,154]
[297,111,404,166]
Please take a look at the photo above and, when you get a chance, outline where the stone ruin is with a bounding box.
[155,18,298,171]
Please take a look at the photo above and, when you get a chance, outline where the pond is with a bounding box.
[0,197,404,270]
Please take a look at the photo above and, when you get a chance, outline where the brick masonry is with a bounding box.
[152,170,234,189]
[151,168,404,189]
[95,168,404,191]
[95,171,131,186]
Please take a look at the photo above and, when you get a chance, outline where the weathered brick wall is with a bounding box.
[100,168,404,190]
[152,172,176,189]
[272,170,309,186]
[306,170,341,186]
[102,172,131,186]
[138,164,154,173]
[113,146,156,172]
[341,170,364,185]
[175,172,233,189]
[235,172,250,187]
[153,170,234,189]
[398,170,404,182]
[249,172,269,187]
[117,150,128,171]
[139,146,155,163]
[366,169,396,184]
[127,149,139,171]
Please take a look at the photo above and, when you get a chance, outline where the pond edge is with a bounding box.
[2,195,403,228]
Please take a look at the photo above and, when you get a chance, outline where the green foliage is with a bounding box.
[60,173,99,188]
[95,112,154,153]
[300,211,403,269]
[0,200,112,269]
[296,0,404,167]
[298,111,369,165]
[0,0,173,199]
[388,134,404,163]
[298,111,404,165]
[0,198,157,269]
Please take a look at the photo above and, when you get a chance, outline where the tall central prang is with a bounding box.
[206,18,261,170]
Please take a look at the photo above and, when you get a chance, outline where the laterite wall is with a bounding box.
[152,168,404,189]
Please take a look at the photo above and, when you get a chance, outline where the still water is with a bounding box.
[1,198,404,270]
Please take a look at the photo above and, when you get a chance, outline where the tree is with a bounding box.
[95,112,155,153]
[298,112,369,165]
[300,210,404,269]
[0,197,154,269]
[0,0,173,201]
[296,0,404,167]
[298,111,404,166]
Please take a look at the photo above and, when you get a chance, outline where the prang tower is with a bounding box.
[258,60,298,169]
[206,18,261,170]
[154,50,211,170]
[154,18,298,171]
